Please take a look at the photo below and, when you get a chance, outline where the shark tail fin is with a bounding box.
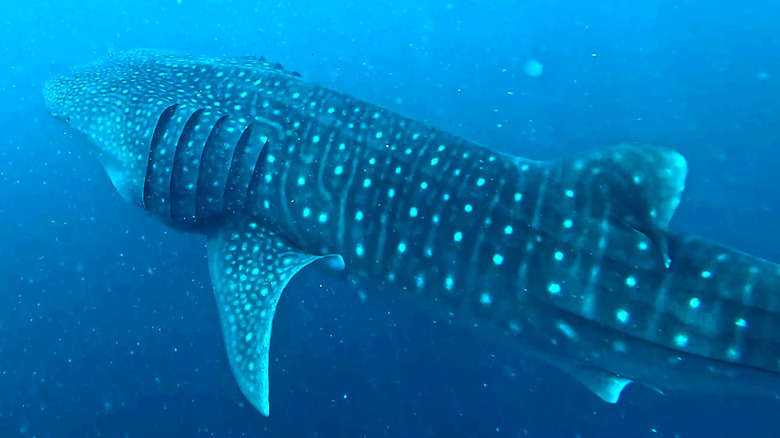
[206,219,333,416]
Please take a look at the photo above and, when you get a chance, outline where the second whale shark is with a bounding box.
[42,49,780,415]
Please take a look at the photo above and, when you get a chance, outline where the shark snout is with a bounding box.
[43,75,74,121]
[43,77,62,117]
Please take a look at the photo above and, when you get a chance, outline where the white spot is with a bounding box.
[637,241,649,251]
[701,270,712,278]
[554,251,564,261]
[355,210,364,221]
[409,207,418,217]
[334,165,344,175]
[625,276,637,287]
[356,244,365,257]
[548,283,561,294]
[674,334,689,347]
[445,276,454,290]
[430,157,439,166]
[302,207,311,218]
[464,204,473,212]
[476,178,486,186]
[556,321,577,340]
[727,347,740,360]
[453,232,463,242]
[735,318,748,328]
[375,131,383,139]
[689,297,701,309]
[318,213,328,223]
[616,309,630,324]
[479,292,492,305]
[312,135,320,143]
[492,254,504,265]
[565,189,574,197]
[504,225,513,235]
[363,178,372,188]
[514,192,523,202]
[398,242,407,253]
[563,219,573,229]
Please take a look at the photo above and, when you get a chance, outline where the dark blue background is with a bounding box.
[2,0,779,436]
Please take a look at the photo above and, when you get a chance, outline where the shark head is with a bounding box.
[42,50,309,211]
[43,53,160,206]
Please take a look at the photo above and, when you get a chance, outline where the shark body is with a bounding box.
[43,49,780,415]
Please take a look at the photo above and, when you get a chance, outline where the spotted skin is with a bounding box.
[43,49,780,415]
[207,220,326,417]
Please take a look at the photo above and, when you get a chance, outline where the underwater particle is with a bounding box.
[524,59,544,78]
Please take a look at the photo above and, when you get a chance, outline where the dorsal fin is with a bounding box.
[553,144,687,267]
[562,143,687,230]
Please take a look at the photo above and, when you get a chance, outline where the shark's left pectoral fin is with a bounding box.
[568,366,633,404]
[206,220,329,416]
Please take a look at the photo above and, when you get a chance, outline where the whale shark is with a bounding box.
[43,49,780,416]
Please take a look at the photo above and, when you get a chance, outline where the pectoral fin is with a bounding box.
[206,220,329,416]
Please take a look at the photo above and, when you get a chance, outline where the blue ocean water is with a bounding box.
[2,0,780,436]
